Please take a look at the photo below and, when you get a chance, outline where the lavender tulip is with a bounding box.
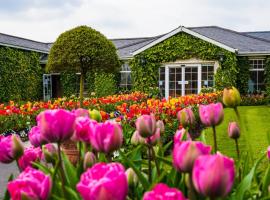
[143,183,186,200]
[228,122,240,139]
[173,141,211,173]
[77,162,128,200]
[135,114,156,138]
[0,135,24,164]
[8,167,52,200]
[38,109,76,143]
[177,108,195,128]
[192,153,235,198]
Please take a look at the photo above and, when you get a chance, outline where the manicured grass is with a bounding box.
[204,106,270,161]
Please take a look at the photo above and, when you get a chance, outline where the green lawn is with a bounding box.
[204,106,270,161]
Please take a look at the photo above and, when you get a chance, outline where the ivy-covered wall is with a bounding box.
[0,46,43,102]
[265,56,270,99]
[130,32,238,92]
[236,57,250,94]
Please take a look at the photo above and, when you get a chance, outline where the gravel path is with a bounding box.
[0,141,31,199]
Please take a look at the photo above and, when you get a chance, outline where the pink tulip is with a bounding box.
[8,167,52,200]
[77,162,128,200]
[72,117,97,143]
[89,121,123,153]
[29,126,44,147]
[38,109,76,143]
[177,108,195,128]
[174,129,187,146]
[18,147,42,170]
[143,183,186,200]
[173,141,211,173]
[228,122,240,139]
[267,146,270,160]
[72,108,90,118]
[136,114,156,138]
[192,153,235,198]
[0,135,24,164]
[199,103,224,127]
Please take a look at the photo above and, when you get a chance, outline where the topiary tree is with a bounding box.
[46,25,120,102]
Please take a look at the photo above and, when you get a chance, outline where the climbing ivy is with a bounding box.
[130,32,238,92]
[265,56,270,99]
[236,57,250,94]
[0,46,43,102]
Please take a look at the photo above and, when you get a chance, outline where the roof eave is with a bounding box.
[132,26,237,56]
[0,42,49,54]
[237,52,270,56]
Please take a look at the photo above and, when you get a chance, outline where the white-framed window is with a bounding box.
[159,67,165,97]
[120,62,132,89]
[248,59,265,93]
[201,64,214,88]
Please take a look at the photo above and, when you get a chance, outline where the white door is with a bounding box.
[43,74,52,101]
[165,64,201,98]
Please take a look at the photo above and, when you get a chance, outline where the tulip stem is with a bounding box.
[57,143,67,199]
[188,173,197,200]
[147,145,152,183]
[212,126,218,153]
[234,107,240,121]
[16,159,21,173]
[235,139,240,159]
[150,146,160,177]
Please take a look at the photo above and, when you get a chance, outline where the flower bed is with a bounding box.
[0,92,221,137]
[0,87,269,199]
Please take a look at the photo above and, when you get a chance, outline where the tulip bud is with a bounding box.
[135,114,156,138]
[89,109,102,122]
[147,128,160,145]
[12,135,24,160]
[125,168,138,186]
[174,129,186,146]
[177,108,195,128]
[156,120,165,135]
[83,152,96,170]
[131,131,146,145]
[42,144,57,163]
[223,87,241,108]
[228,122,240,139]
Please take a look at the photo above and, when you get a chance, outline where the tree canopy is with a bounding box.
[46,25,120,101]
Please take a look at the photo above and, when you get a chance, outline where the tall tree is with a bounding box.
[47,25,120,102]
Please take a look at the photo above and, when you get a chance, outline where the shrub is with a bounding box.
[94,72,116,97]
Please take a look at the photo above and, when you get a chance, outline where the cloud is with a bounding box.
[0,0,269,42]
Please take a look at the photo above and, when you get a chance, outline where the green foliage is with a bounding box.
[0,46,43,101]
[236,57,250,94]
[60,71,78,97]
[130,32,238,92]
[94,72,116,97]
[47,25,120,74]
[265,56,270,99]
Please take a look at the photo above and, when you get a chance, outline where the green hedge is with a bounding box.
[0,47,43,102]
[130,32,238,92]
[94,72,116,97]
[236,57,250,94]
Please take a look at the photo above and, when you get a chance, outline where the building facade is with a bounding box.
[1,25,270,100]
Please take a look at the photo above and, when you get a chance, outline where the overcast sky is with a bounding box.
[0,0,269,42]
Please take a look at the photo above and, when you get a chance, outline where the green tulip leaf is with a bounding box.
[119,150,150,190]
[232,153,265,200]
[62,153,79,190]
[3,174,13,200]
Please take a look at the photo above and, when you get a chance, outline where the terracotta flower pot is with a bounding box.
[61,140,79,165]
